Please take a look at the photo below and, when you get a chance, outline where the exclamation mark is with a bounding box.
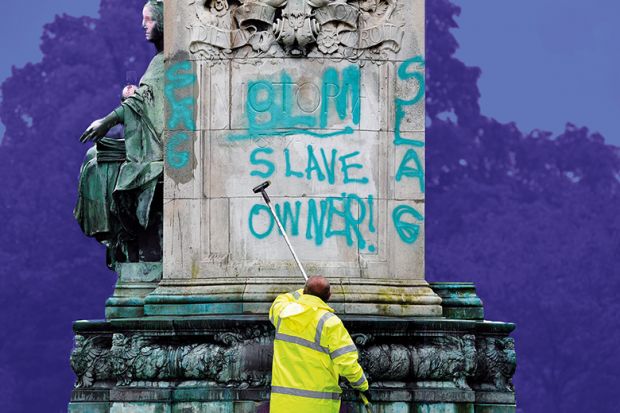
[367,194,376,252]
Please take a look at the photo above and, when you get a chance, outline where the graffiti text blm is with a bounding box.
[229,66,360,141]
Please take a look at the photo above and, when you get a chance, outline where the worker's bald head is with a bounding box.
[304,276,331,302]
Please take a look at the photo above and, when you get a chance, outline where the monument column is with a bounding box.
[145,0,442,317]
[69,1,517,412]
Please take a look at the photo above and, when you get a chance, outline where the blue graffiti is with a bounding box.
[392,205,424,244]
[394,56,425,148]
[229,66,360,141]
[164,61,196,171]
[165,61,196,131]
[242,57,426,249]
[320,66,361,128]
[284,148,303,178]
[247,73,315,131]
[248,194,376,251]
[248,145,369,185]
[274,201,302,236]
[391,55,426,198]
[390,57,426,244]
[318,147,338,184]
[367,194,375,234]
[325,193,368,249]
[306,145,327,182]
[229,127,355,141]
[248,204,274,239]
[339,151,369,184]
[166,133,191,169]
[395,148,425,192]
[306,198,328,246]
[249,147,275,178]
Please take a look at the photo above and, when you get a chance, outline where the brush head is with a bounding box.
[252,181,271,193]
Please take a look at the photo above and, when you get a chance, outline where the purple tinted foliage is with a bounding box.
[427,1,620,412]
[0,1,152,412]
[0,0,618,412]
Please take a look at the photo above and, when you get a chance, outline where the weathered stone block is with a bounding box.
[414,403,473,413]
[110,403,171,413]
[157,0,435,316]
[69,402,111,413]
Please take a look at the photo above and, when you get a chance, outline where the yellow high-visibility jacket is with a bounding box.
[269,289,368,413]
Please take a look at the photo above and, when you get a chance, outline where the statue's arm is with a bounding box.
[79,106,124,143]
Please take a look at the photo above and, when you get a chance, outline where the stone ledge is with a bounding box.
[71,315,516,410]
[70,386,515,405]
[74,316,515,337]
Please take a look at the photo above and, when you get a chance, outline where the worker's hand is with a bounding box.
[359,391,372,412]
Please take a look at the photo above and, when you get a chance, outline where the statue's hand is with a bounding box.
[79,110,120,143]
[80,118,108,143]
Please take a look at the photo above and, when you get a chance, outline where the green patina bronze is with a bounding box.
[69,313,516,413]
[74,1,164,318]
[430,283,485,320]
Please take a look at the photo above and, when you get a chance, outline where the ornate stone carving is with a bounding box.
[410,335,477,389]
[359,335,476,389]
[72,326,274,388]
[177,343,228,382]
[70,335,113,388]
[473,337,516,392]
[188,0,405,60]
[71,329,514,393]
[109,334,174,386]
[360,344,411,382]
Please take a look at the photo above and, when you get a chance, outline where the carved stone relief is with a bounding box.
[188,0,405,60]
[71,335,113,388]
[358,335,477,389]
[472,336,516,392]
[71,329,515,392]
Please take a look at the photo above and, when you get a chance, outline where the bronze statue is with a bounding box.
[75,0,164,269]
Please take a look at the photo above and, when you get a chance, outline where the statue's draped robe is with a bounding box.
[74,52,164,263]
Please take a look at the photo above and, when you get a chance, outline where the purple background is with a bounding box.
[1,1,619,412]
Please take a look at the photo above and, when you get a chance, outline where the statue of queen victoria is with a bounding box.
[74,0,164,317]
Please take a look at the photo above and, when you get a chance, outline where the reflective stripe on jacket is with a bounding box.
[269,289,368,413]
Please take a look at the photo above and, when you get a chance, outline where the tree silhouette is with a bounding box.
[0,1,151,412]
[426,1,620,412]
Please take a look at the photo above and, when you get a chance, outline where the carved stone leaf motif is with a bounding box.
[188,0,405,59]
[110,334,137,386]
[214,331,244,345]
[358,335,477,389]
[71,335,112,388]
[361,344,411,381]
[351,333,373,346]
[180,343,226,381]
[70,330,514,393]
[473,337,516,391]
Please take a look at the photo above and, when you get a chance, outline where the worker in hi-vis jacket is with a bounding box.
[268,276,369,413]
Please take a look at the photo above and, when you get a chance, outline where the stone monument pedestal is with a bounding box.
[69,284,516,413]
[143,277,442,317]
[105,262,163,319]
[70,0,518,411]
